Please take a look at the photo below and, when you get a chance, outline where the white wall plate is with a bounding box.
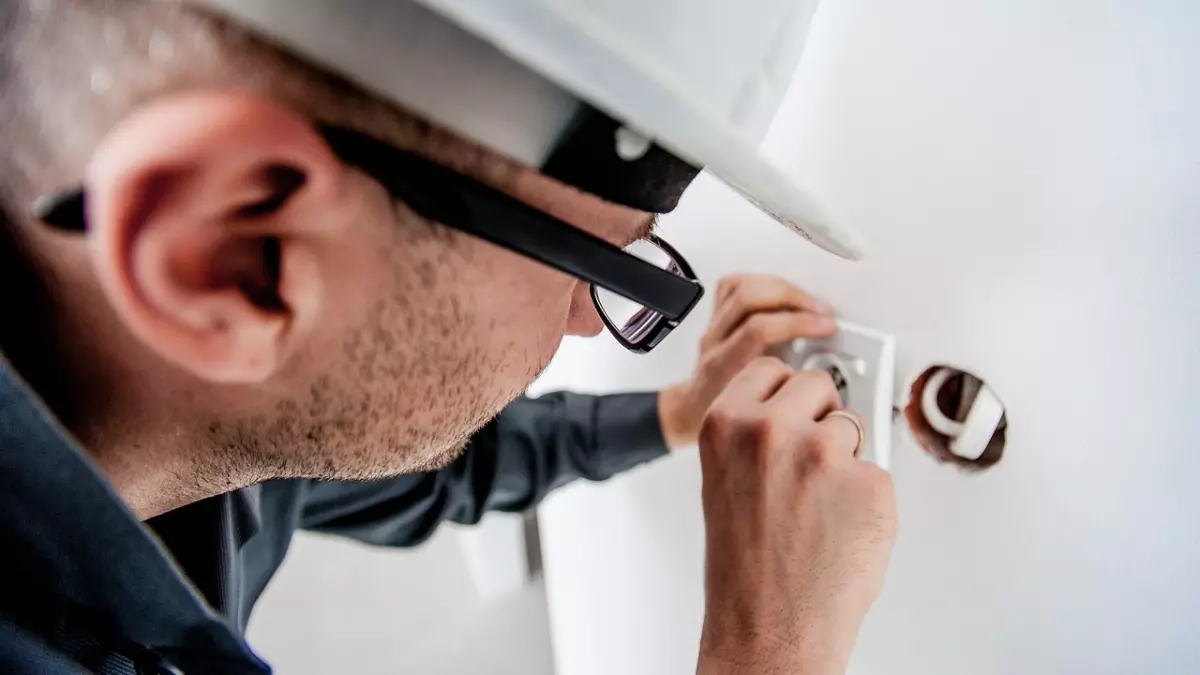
[774,320,896,469]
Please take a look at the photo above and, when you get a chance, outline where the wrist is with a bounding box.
[658,384,702,449]
[698,636,846,675]
[698,651,843,675]
[698,610,853,675]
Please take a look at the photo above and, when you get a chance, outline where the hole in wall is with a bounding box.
[905,365,1007,471]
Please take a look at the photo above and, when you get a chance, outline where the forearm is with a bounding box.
[486,390,667,487]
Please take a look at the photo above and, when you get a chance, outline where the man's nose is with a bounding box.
[564,283,605,337]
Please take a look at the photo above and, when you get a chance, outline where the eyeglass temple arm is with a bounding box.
[31,133,704,321]
[318,126,703,321]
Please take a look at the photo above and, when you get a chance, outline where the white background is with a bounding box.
[536,1,1200,674]
[248,522,554,675]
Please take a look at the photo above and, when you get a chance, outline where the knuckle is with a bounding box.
[697,420,722,457]
[742,316,771,346]
[697,352,722,378]
[802,427,841,469]
[730,417,779,477]
[701,404,737,436]
[739,413,777,451]
[726,286,746,309]
[698,417,731,462]
[699,408,778,471]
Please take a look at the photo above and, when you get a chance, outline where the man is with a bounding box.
[0,1,897,673]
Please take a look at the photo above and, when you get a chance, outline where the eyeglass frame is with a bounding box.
[31,123,705,353]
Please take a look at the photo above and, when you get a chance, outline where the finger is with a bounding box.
[815,409,866,459]
[708,310,835,372]
[716,275,828,313]
[709,277,833,343]
[694,313,821,403]
[770,369,844,421]
[714,275,744,305]
[710,356,795,409]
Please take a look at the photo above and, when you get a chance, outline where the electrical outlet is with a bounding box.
[772,321,896,469]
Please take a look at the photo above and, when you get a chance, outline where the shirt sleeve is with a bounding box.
[297,391,668,547]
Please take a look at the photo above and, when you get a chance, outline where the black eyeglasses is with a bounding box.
[32,124,704,353]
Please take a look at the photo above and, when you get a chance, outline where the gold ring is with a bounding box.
[824,410,865,457]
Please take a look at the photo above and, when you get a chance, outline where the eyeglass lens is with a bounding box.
[593,239,686,343]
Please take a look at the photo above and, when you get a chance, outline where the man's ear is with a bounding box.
[84,91,347,383]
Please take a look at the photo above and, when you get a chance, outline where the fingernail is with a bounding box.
[813,300,834,316]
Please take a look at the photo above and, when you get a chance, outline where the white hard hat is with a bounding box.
[190,0,866,260]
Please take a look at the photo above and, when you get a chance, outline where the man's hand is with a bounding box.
[697,358,898,675]
[659,275,836,448]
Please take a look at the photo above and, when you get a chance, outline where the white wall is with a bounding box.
[247,522,554,675]
[535,0,1200,674]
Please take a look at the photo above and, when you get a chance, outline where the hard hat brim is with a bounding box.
[191,0,866,260]
[426,0,867,260]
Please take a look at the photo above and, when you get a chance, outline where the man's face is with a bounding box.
[70,91,658,482]
[238,117,657,479]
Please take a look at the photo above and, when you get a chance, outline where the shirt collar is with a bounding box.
[0,357,268,673]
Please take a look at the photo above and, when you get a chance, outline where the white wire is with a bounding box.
[920,368,965,437]
[919,367,1004,461]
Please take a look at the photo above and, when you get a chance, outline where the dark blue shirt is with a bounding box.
[0,358,667,674]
